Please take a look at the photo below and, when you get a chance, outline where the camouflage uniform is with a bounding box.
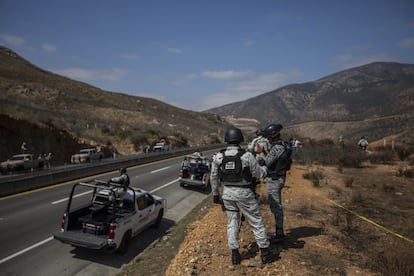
[247,135,270,161]
[210,145,269,250]
[263,140,287,237]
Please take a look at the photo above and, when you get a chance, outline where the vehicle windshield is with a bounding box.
[80,149,92,154]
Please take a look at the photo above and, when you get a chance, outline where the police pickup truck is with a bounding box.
[54,180,166,254]
[0,153,45,174]
[70,148,104,164]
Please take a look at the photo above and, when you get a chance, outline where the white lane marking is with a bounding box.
[150,179,178,193]
[0,178,179,265]
[0,236,54,265]
[51,190,93,205]
[150,166,170,174]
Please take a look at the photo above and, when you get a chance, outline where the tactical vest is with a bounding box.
[219,148,252,184]
[268,141,292,174]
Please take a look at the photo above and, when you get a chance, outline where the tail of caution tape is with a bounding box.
[327,198,413,244]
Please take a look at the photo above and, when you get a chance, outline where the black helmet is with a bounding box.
[264,124,283,138]
[255,129,264,136]
[225,127,244,144]
[120,167,127,174]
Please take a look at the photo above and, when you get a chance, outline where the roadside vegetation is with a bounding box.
[121,137,414,275]
[293,138,414,275]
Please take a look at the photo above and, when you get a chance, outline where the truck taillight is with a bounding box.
[60,213,66,232]
[109,224,116,239]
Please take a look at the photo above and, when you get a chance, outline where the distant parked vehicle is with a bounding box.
[152,138,170,152]
[71,148,104,164]
[0,153,45,174]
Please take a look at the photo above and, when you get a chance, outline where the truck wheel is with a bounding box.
[152,209,164,229]
[116,231,131,255]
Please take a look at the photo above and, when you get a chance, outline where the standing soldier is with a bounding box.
[210,127,278,265]
[261,124,292,242]
[21,142,28,153]
[358,136,369,152]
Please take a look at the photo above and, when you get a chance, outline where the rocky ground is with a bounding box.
[163,162,413,276]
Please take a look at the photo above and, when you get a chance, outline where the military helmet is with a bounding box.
[255,129,264,136]
[120,167,127,174]
[224,127,244,144]
[264,124,283,138]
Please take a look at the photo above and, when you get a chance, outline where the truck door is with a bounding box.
[135,194,156,232]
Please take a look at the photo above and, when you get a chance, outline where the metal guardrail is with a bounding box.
[0,144,225,197]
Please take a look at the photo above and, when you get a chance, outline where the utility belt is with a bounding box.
[268,171,286,179]
[224,183,252,188]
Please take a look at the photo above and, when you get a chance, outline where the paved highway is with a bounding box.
[0,153,213,275]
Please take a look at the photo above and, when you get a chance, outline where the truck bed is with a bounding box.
[54,230,111,250]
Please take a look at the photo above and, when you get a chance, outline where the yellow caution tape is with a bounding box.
[327,198,413,244]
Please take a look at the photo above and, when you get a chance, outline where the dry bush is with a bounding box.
[370,242,414,276]
[367,150,395,164]
[381,183,396,193]
[394,145,413,161]
[395,166,414,178]
[344,176,354,187]
[289,201,317,218]
[303,169,324,187]
[337,150,365,168]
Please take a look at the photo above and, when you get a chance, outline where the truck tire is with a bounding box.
[152,209,164,229]
[116,230,131,255]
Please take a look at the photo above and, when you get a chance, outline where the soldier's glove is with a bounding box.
[213,195,221,204]
[257,159,265,166]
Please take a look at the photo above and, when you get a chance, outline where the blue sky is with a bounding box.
[1,0,414,111]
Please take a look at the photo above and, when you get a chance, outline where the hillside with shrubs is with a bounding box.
[122,137,414,276]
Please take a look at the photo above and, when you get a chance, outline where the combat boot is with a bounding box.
[275,228,285,242]
[231,249,241,265]
[260,247,278,264]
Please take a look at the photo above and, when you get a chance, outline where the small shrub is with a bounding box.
[337,150,365,168]
[344,177,354,188]
[317,138,335,146]
[116,129,132,140]
[303,170,324,187]
[382,183,395,193]
[371,244,414,276]
[101,126,111,134]
[367,150,395,164]
[394,145,413,161]
[395,167,414,178]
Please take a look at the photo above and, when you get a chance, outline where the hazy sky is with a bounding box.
[1,0,414,111]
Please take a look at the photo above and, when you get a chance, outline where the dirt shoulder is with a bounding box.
[122,163,414,275]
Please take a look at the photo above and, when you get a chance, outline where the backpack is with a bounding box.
[219,148,252,182]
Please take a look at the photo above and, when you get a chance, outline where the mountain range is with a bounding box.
[208,62,414,144]
[1,44,413,163]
